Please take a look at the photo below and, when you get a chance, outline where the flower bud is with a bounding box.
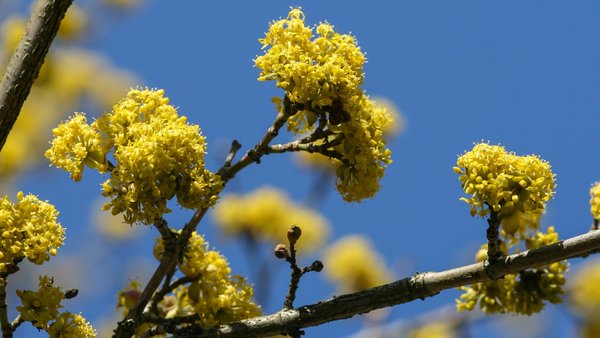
[287,225,302,244]
[310,260,324,272]
[274,243,289,259]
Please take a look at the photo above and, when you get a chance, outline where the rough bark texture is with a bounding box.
[0,0,73,151]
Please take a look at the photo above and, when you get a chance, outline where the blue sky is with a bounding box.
[4,1,600,337]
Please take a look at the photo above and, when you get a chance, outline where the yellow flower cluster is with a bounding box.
[323,235,392,293]
[256,8,393,202]
[47,313,96,338]
[46,89,223,224]
[16,276,64,328]
[333,96,393,202]
[212,186,330,253]
[457,227,567,315]
[152,232,261,328]
[256,8,364,108]
[590,182,600,220]
[455,143,554,226]
[16,275,95,336]
[0,192,64,273]
[0,13,135,179]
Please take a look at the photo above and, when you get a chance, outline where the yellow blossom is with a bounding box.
[16,276,64,329]
[212,186,330,253]
[152,232,261,328]
[457,227,566,315]
[0,193,64,273]
[45,113,107,182]
[256,8,364,108]
[256,8,393,202]
[47,312,96,338]
[590,182,600,220]
[46,88,223,224]
[455,143,555,227]
[323,235,392,293]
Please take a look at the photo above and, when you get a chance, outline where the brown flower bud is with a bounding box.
[310,260,324,272]
[287,225,302,244]
[274,243,289,259]
[65,289,79,299]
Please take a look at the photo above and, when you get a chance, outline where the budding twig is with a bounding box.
[274,226,324,313]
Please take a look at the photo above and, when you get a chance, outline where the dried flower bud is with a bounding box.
[287,225,302,244]
[274,243,289,259]
[64,289,79,299]
[310,260,324,272]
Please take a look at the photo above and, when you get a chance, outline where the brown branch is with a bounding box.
[486,209,502,262]
[177,229,600,338]
[0,0,73,151]
[0,282,11,338]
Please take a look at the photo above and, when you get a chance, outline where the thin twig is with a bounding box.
[0,0,73,151]
[177,228,600,338]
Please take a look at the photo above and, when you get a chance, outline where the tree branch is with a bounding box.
[0,0,73,151]
[177,229,600,338]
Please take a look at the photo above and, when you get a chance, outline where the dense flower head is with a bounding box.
[323,235,392,293]
[333,95,393,201]
[45,113,106,181]
[212,186,330,253]
[16,276,64,329]
[590,182,600,220]
[46,88,222,224]
[457,227,566,315]
[455,143,555,224]
[0,192,64,273]
[152,232,261,327]
[47,312,95,338]
[257,8,393,202]
[256,8,365,108]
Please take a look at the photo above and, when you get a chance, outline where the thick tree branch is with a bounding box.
[177,229,600,338]
[0,0,73,151]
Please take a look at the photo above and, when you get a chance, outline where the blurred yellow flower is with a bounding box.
[407,321,457,338]
[212,186,330,254]
[323,235,392,293]
[569,258,600,320]
[589,182,600,221]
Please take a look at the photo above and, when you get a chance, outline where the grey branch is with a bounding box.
[0,0,73,151]
[177,229,600,338]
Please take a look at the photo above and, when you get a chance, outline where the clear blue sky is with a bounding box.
[6,1,600,337]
